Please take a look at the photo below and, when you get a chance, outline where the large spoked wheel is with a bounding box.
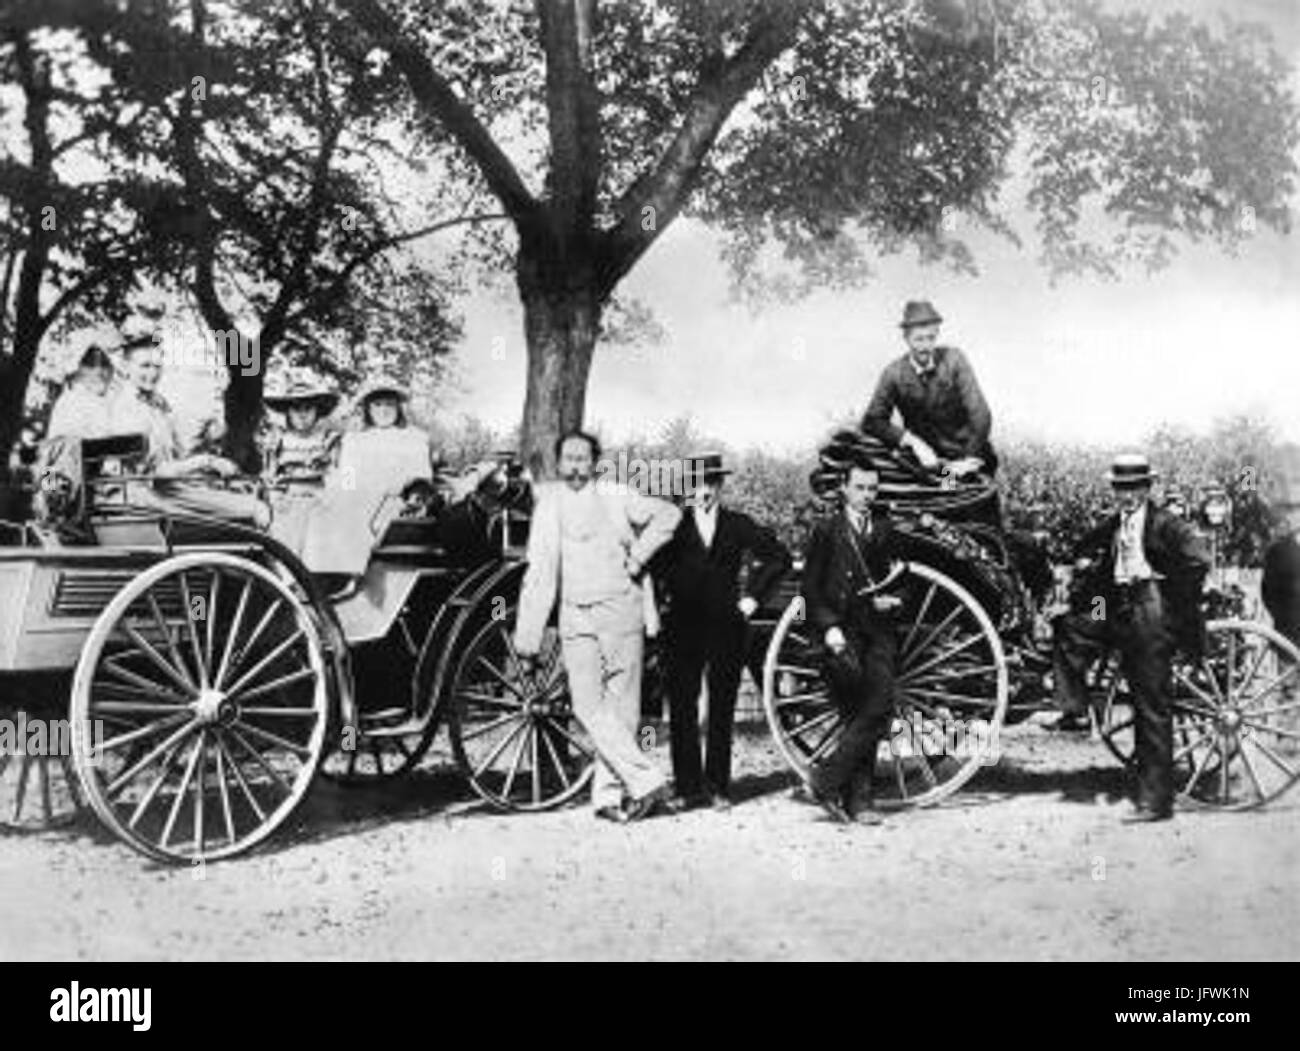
[448,610,594,812]
[763,562,1008,809]
[1099,619,1300,809]
[0,691,82,831]
[70,553,329,862]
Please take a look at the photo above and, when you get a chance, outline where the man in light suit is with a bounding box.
[514,430,681,822]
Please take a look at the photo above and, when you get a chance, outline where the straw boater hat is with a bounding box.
[900,300,943,329]
[264,375,339,415]
[355,373,409,406]
[1106,452,1159,488]
[684,451,733,488]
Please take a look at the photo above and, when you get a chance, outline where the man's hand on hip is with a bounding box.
[824,626,847,653]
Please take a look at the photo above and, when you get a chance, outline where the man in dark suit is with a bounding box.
[1261,453,1300,646]
[861,299,997,479]
[659,453,790,811]
[802,457,906,824]
[1052,453,1211,822]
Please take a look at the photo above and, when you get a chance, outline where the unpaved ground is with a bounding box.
[1,719,1297,961]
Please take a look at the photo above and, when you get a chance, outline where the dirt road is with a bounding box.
[2,721,1297,961]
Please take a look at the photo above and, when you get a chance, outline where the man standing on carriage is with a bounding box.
[802,451,908,824]
[1052,453,1211,822]
[514,430,681,823]
[861,300,997,481]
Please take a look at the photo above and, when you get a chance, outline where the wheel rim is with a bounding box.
[70,553,329,862]
[0,704,82,831]
[763,562,1008,809]
[449,614,594,811]
[1097,619,1300,809]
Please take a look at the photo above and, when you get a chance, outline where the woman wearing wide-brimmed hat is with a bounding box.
[334,374,434,499]
[262,375,342,490]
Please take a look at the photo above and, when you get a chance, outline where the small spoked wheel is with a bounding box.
[763,562,1008,810]
[448,612,594,811]
[0,697,82,831]
[1099,619,1300,809]
[70,553,329,862]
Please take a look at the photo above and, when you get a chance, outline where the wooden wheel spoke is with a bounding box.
[215,578,253,690]
[226,726,293,797]
[1239,661,1299,708]
[224,628,307,700]
[548,719,597,760]
[127,742,185,829]
[1236,741,1268,804]
[177,571,210,690]
[901,662,1003,688]
[1173,721,1218,764]
[222,598,284,692]
[1172,667,1219,709]
[473,717,529,780]
[1242,697,1300,718]
[500,722,532,801]
[1248,735,1299,780]
[102,656,191,704]
[214,743,236,846]
[805,719,843,763]
[475,655,525,699]
[895,686,994,709]
[901,603,964,671]
[787,707,839,740]
[204,571,221,681]
[93,700,194,716]
[1232,639,1270,697]
[1240,720,1300,740]
[773,690,832,708]
[100,713,190,753]
[539,722,572,790]
[146,592,196,692]
[458,688,523,711]
[161,733,204,849]
[229,666,318,705]
[108,720,197,799]
[901,631,987,682]
[234,718,313,759]
[238,706,320,718]
[459,710,523,743]
[1182,734,1220,794]
[215,732,266,822]
[123,625,198,699]
[900,582,938,657]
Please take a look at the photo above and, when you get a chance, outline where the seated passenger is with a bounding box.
[262,374,341,552]
[334,377,433,503]
[46,345,116,443]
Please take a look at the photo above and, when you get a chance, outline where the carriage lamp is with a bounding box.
[1201,487,1232,529]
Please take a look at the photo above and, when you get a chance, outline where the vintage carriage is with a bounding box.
[0,433,596,862]
[760,431,1300,812]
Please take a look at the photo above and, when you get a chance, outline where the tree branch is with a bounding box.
[340,0,540,224]
[597,0,810,296]
[538,0,601,235]
[283,212,509,327]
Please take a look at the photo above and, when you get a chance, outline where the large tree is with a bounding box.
[0,1,157,463]
[91,0,471,467]
[339,0,1297,472]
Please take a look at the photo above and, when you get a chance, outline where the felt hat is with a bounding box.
[900,300,943,329]
[265,375,339,414]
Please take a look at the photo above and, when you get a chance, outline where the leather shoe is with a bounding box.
[623,783,673,823]
[809,784,852,825]
[594,805,627,823]
[1122,805,1173,824]
[1049,711,1091,733]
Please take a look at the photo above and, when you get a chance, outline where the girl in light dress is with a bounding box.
[45,345,116,442]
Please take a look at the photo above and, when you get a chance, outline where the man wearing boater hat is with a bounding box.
[1052,453,1211,822]
[657,453,791,811]
[861,300,996,479]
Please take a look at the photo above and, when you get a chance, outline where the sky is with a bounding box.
[440,0,1300,455]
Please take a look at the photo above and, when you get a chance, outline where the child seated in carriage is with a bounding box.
[262,374,342,553]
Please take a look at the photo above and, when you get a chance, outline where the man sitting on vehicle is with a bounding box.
[860,300,997,480]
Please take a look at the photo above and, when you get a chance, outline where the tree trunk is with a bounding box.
[222,365,266,473]
[0,356,34,475]
[517,244,601,479]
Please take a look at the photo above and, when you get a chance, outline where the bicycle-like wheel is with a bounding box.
[763,561,1008,809]
[1099,619,1300,809]
[70,552,329,862]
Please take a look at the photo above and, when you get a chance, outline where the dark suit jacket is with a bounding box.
[1262,534,1300,639]
[802,509,901,635]
[1072,502,1211,647]
[861,346,997,469]
[659,506,790,633]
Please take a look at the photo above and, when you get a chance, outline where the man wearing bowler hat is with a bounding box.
[861,300,997,479]
[1052,453,1211,821]
[658,453,790,811]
